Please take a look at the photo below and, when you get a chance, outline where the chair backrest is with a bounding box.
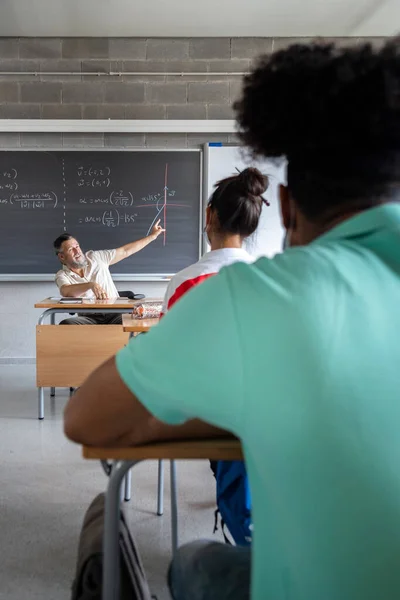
[119,291,145,300]
[119,290,134,300]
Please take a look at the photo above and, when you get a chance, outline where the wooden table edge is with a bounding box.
[34,300,136,309]
[122,313,159,332]
[35,297,164,310]
[82,438,243,461]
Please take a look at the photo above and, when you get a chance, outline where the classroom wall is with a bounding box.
[0,36,386,360]
[0,36,386,127]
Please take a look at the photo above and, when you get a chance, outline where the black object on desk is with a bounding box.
[119,291,145,301]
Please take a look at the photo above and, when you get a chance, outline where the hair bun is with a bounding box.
[239,167,268,197]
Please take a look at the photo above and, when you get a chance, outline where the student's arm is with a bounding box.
[110,220,165,265]
[64,270,244,447]
[64,357,229,447]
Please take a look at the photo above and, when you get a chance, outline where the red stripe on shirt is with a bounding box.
[167,273,216,311]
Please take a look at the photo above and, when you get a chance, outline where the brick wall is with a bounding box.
[0,36,386,148]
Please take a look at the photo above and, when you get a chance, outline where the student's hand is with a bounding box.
[90,283,108,299]
[150,219,166,239]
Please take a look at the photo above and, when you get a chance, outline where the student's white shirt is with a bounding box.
[55,249,119,298]
[162,247,253,315]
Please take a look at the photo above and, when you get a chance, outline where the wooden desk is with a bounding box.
[122,313,159,334]
[35,298,161,420]
[36,324,129,386]
[83,438,242,600]
[35,297,139,311]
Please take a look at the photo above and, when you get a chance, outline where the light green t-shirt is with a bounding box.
[116,204,400,600]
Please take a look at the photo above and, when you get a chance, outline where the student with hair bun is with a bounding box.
[162,167,269,315]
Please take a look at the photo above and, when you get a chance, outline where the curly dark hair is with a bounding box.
[235,39,400,220]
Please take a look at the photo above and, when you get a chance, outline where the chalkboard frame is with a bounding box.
[0,147,203,282]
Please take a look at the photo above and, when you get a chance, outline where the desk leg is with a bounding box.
[101,460,132,502]
[50,314,56,398]
[38,387,44,420]
[103,459,136,600]
[170,460,178,554]
[157,460,164,516]
[123,470,132,502]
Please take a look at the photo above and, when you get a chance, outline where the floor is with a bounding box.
[0,365,221,600]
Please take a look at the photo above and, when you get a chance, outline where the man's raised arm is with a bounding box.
[111,220,165,265]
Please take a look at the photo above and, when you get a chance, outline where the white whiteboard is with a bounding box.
[204,144,286,258]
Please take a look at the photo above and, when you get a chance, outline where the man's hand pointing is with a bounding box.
[150,219,166,239]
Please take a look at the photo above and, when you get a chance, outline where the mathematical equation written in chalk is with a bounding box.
[1,169,17,179]
[77,178,111,188]
[140,190,176,202]
[79,191,134,207]
[0,166,60,209]
[76,164,112,189]
[0,167,18,199]
[0,191,58,208]
[78,210,138,227]
[0,182,18,191]
[77,166,111,177]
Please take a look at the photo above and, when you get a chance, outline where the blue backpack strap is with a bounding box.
[213,509,233,545]
[212,460,252,546]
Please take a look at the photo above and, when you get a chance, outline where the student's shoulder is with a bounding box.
[222,244,342,297]
[167,260,209,292]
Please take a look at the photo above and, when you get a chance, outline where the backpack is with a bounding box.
[211,460,252,547]
[72,493,153,600]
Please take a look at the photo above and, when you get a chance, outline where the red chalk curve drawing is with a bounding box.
[136,164,188,246]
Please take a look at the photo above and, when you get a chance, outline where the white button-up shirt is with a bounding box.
[55,249,119,298]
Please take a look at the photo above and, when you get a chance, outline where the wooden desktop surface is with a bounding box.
[122,313,159,333]
[35,297,163,310]
[83,438,243,461]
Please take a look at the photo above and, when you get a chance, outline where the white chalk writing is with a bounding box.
[9,191,58,209]
[77,178,111,188]
[78,209,138,227]
[77,166,111,177]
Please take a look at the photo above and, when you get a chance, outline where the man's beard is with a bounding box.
[70,256,88,268]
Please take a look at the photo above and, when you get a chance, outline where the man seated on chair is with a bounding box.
[54,220,164,325]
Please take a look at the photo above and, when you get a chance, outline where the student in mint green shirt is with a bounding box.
[64,39,400,600]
